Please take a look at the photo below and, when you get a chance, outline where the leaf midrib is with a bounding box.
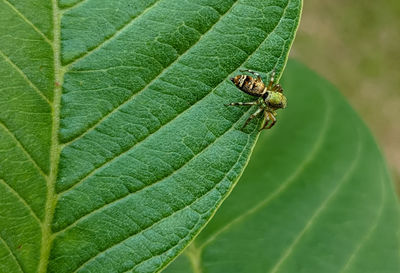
[37,1,63,272]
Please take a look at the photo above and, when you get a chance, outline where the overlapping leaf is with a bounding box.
[0,0,302,272]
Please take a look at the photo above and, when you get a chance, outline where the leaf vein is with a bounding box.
[125,226,198,273]
[55,106,253,235]
[136,133,252,273]
[60,0,87,12]
[119,215,201,273]
[64,0,162,67]
[0,178,42,224]
[339,166,386,273]
[2,0,51,44]
[269,127,363,273]
[0,120,47,176]
[0,49,51,105]
[71,183,206,273]
[0,234,25,273]
[61,0,240,146]
[71,120,253,273]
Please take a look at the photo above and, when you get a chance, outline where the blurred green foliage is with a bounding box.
[291,0,400,185]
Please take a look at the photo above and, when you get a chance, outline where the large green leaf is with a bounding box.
[0,0,302,272]
[163,60,400,273]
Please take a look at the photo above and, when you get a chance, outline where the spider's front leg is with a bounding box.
[242,107,263,129]
[260,110,270,130]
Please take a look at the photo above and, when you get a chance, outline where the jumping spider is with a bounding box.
[226,69,287,130]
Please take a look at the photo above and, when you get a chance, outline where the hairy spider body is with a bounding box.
[227,69,287,130]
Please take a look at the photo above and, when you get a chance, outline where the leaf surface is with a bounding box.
[0,0,302,272]
[162,60,400,273]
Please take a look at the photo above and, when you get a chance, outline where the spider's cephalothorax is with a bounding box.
[226,69,287,130]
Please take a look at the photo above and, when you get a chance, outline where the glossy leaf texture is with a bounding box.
[162,61,400,273]
[0,0,302,273]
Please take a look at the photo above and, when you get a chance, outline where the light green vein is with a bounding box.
[54,106,253,236]
[339,166,386,273]
[185,243,203,273]
[124,227,199,273]
[269,127,363,273]
[0,120,47,176]
[110,132,253,273]
[0,234,24,273]
[63,0,162,67]
[60,0,240,147]
[0,178,41,224]
[71,119,253,273]
[58,0,290,195]
[0,49,51,105]
[59,0,86,12]
[37,0,63,272]
[156,128,257,273]
[71,179,214,273]
[2,0,51,45]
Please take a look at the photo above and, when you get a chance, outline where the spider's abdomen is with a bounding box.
[230,75,266,97]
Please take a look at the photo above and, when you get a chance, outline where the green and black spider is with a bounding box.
[226,69,287,130]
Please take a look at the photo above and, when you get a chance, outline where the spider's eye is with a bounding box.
[263,92,269,99]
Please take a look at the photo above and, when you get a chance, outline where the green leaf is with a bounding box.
[0,0,302,273]
[162,60,400,273]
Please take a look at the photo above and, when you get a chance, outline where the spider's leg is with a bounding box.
[242,107,263,129]
[267,70,276,90]
[240,69,261,81]
[266,112,277,129]
[260,110,271,130]
[225,101,258,106]
[272,84,283,93]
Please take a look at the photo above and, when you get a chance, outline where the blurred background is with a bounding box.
[290,0,400,192]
